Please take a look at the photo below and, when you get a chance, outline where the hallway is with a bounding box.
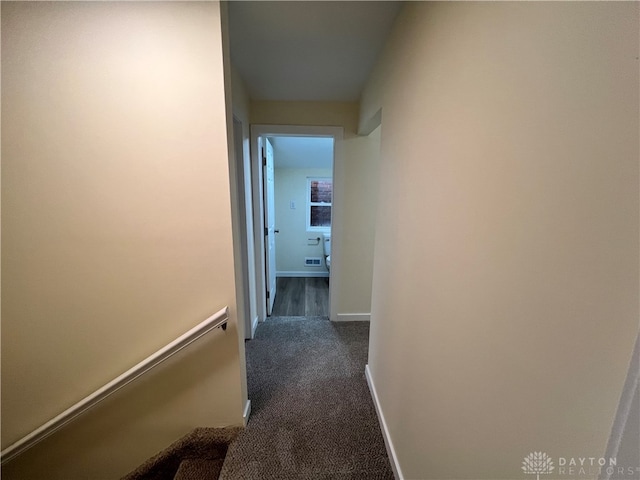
[220,316,392,479]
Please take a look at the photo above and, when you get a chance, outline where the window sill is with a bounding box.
[307,227,331,234]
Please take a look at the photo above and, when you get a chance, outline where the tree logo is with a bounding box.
[522,452,555,480]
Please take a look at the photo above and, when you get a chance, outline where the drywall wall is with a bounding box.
[250,101,379,320]
[364,2,639,479]
[251,101,359,130]
[230,64,259,341]
[221,2,250,411]
[1,1,245,477]
[338,125,381,317]
[274,167,333,276]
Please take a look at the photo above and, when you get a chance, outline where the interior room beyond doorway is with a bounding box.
[261,134,334,318]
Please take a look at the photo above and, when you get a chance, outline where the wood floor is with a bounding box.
[271,277,329,317]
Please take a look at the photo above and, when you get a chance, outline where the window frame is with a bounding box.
[306,176,332,232]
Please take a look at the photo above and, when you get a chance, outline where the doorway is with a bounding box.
[270,277,330,316]
[250,125,342,322]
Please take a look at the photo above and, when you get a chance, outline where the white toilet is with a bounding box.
[322,233,331,272]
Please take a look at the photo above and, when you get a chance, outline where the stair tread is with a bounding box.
[173,458,224,480]
[123,427,241,480]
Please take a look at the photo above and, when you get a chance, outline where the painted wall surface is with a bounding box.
[274,167,332,276]
[230,64,259,340]
[1,2,244,478]
[363,2,639,479]
[221,3,250,407]
[250,101,378,319]
[339,126,381,316]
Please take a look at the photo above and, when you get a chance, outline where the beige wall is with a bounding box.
[230,64,259,339]
[364,2,639,479]
[274,167,333,275]
[251,101,378,319]
[251,101,359,131]
[221,2,250,408]
[1,1,245,478]
[339,126,381,317]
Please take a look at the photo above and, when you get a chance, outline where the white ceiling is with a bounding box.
[228,1,403,102]
[270,136,334,169]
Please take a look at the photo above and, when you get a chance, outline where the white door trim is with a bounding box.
[250,124,343,321]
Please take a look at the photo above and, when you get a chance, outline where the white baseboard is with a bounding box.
[335,313,370,322]
[242,400,251,427]
[277,271,329,278]
[365,365,403,480]
[250,316,259,339]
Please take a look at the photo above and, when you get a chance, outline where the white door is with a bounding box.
[263,138,277,315]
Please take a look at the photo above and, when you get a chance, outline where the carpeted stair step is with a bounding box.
[173,458,224,480]
[123,427,241,480]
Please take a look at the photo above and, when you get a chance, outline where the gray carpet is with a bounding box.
[220,316,394,480]
[123,427,241,480]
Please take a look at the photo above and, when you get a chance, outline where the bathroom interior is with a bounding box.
[269,135,334,317]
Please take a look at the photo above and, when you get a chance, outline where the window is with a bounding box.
[307,177,332,230]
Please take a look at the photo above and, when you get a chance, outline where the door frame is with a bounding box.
[250,124,343,322]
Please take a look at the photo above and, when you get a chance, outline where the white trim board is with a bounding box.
[335,313,370,322]
[277,271,329,278]
[365,365,403,480]
[250,316,259,339]
[243,400,252,427]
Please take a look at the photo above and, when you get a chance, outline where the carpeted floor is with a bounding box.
[220,316,394,480]
[123,427,241,480]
